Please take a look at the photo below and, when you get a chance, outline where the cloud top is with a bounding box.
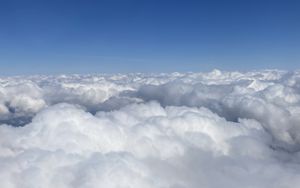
[1,70,300,188]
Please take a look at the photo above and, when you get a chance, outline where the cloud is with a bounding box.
[0,70,300,187]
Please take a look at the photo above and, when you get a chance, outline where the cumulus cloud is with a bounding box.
[0,70,300,188]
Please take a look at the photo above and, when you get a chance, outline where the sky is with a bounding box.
[0,0,299,75]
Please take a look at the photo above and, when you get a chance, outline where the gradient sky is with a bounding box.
[0,0,299,75]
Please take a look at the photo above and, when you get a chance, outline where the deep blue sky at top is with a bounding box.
[0,0,299,75]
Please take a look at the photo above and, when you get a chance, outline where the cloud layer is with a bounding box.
[1,70,300,188]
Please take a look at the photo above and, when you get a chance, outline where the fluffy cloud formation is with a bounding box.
[1,70,300,188]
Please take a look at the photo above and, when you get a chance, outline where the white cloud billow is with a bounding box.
[0,69,300,188]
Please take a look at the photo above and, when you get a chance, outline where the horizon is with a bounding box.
[0,68,298,78]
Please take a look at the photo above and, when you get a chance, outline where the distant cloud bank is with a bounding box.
[1,69,300,188]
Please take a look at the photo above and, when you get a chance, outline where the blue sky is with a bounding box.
[0,0,299,75]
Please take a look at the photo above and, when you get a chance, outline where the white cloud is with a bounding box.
[0,70,300,187]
